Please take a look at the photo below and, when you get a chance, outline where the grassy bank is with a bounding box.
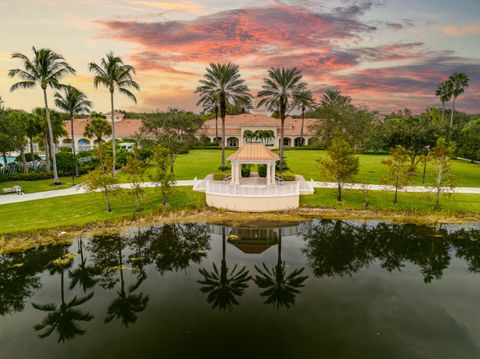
[0,187,205,235]
[0,176,85,194]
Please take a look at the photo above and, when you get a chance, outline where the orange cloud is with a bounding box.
[443,23,480,37]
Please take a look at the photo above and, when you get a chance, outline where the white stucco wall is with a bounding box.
[206,193,299,212]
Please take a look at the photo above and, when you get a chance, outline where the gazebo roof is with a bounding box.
[228,143,279,162]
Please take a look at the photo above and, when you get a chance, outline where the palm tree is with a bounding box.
[198,227,251,311]
[257,67,306,170]
[254,230,308,309]
[435,81,452,125]
[198,91,220,144]
[196,63,252,171]
[89,52,139,175]
[69,239,98,292]
[54,86,92,177]
[84,112,112,144]
[243,129,255,143]
[32,253,94,342]
[293,89,316,145]
[447,72,470,131]
[321,89,352,107]
[9,47,75,184]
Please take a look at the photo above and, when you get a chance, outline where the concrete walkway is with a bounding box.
[0,179,478,206]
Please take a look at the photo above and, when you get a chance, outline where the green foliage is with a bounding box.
[83,112,111,143]
[55,152,77,174]
[458,119,480,161]
[15,153,41,162]
[123,149,147,211]
[138,148,154,163]
[241,164,251,177]
[213,171,230,180]
[430,137,456,210]
[150,146,175,205]
[382,146,413,204]
[319,137,360,201]
[258,164,267,177]
[279,170,295,181]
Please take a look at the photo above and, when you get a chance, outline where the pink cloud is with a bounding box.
[443,23,480,37]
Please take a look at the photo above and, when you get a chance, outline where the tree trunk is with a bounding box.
[20,149,28,174]
[104,187,112,212]
[60,270,65,305]
[70,117,79,177]
[110,91,116,176]
[44,135,51,171]
[215,109,218,144]
[29,136,34,165]
[279,117,285,171]
[337,182,342,202]
[221,116,226,170]
[394,187,398,204]
[449,97,456,131]
[43,89,60,184]
[300,107,305,146]
[435,187,441,210]
[441,102,445,124]
[2,152,7,168]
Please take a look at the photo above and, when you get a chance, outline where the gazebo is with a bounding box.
[227,143,279,185]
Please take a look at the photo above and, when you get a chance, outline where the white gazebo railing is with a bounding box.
[205,181,300,196]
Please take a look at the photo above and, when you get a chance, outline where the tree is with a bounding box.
[458,118,480,162]
[123,149,147,212]
[243,129,255,143]
[0,110,25,170]
[319,137,359,202]
[293,89,316,145]
[430,137,455,210]
[196,63,252,171]
[435,81,452,125]
[9,47,76,184]
[257,67,306,170]
[382,146,413,204]
[84,143,118,212]
[69,238,98,293]
[54,86,92,177]
[320,89,352,107]
[24,112,42,164]
[198,227,251,311]
[447,72,469,132]
[151,145,175,205]
[89,52,139,175]
[8,110,30,173]
[140,109,203,173]
[84,112,112,144]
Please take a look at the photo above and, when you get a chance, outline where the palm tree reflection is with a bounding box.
[198,227,251,311]
[69,238,98,292]
[254,230,308,309]
[32,251,94,342]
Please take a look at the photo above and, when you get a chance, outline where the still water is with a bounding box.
[1,220,480,358]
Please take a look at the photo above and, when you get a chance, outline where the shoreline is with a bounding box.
[1,207,479,253]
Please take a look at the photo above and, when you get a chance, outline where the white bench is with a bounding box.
[2,185,23,195]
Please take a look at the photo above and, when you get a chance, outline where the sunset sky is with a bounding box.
[0,0,479,114]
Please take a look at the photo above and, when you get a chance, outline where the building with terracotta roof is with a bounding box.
[59,112,143,151]
[202,113,319,148]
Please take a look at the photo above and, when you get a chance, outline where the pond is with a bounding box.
[1,220,480,358]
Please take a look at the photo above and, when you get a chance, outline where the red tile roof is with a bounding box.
[64,118,143,138]
[228,143,279,161]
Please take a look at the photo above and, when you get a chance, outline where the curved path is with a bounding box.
[0,179,479,206]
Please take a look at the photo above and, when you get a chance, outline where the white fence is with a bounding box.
[193,179,314,196]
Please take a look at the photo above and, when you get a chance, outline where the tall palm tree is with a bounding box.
[293,89,316,145]
[89,52,139,175]
[198,91,220,144]
[196,63,252,171]
[435,81,452,125]
[257,67,306,170]
[447,72,470,131]
[254,230,308,309]
[198,227,251,311]
[321,89,352,107]
[9,47,75,184]
[54,86,92,177]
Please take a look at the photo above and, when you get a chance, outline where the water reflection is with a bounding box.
[32,250,94,342]
[198,226,251,311]
[1,220,480,356]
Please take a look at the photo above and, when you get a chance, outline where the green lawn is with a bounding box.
[284,150,480,187]
[0,187,205,234]
[0,176,85,195]
[301,188,480,214]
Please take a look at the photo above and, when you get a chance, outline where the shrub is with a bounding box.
[55,152,77,173]
[15,153,41,162]
[138,148,154,163]
[241,164,251,177]
[213,171,231,180]
[217,163,231,171]
[279,170,295,181]
[258,164,267,177]
[116,148,133,167]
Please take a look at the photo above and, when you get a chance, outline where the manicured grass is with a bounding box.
[0,187,205,234]
[0,176,85,195]
[284,150,480,187]
[301,188,480,214]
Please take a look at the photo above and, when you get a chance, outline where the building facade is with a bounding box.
[202,114,319,148]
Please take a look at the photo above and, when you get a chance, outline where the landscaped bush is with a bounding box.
[55,152,77,173]
[258,164,267,177]
[279,170,295,181]
[213,171,231,180]
[138,148,154,163]
[116,148,133,167]
[241,164,251,177]
[15,153,41,162]
[0,170,81,182]
[217,163,231,171]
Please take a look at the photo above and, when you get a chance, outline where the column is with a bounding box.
[272,162,276,183]
[230,161,235,185]
[235,162,241,185]
[266,162,271,185]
